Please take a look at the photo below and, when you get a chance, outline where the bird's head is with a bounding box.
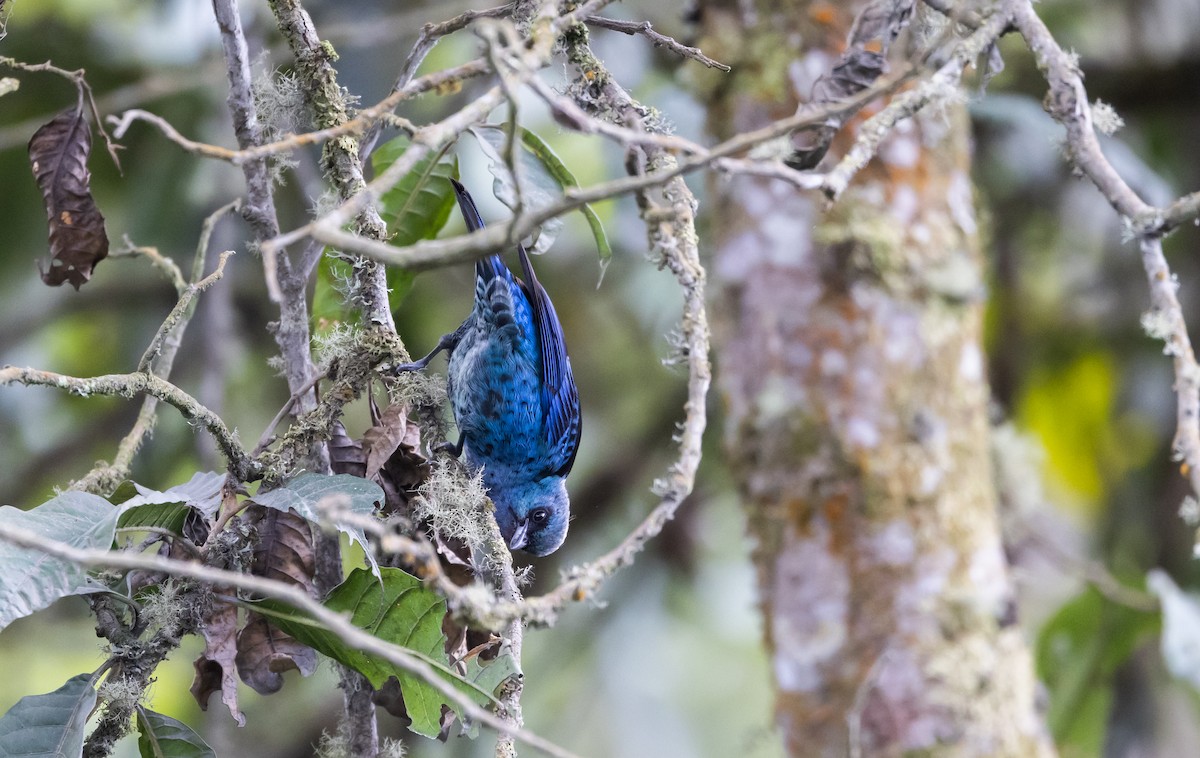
[490,476,569,557]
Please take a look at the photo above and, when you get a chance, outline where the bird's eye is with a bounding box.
[530,508,550,525]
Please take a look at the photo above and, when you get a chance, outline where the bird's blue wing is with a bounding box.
[516,243,582,476]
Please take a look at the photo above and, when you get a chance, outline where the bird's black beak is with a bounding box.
[508,518,529,551]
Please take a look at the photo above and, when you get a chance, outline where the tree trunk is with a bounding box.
[697,3,1057,756]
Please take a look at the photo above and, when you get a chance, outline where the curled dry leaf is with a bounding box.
[786,0,914,170]
[364,400,421,480]
[787,50,888,170]
[235,613,319,695]
[329,422,367,478]
[189,597,245,726]
[235,506,318,695]
[333,406,429,516]
[28,102,109,289]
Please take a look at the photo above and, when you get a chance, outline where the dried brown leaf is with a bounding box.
[371,677,412,726]
[234,505,318,695]
[235,612,319,695]
[28,103,109,289]
[329,421,367,478]
[189,596,245,726]
[245,505,315,590]
[364,401,419,480]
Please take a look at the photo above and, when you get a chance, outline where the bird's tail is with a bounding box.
[452,179,509,284]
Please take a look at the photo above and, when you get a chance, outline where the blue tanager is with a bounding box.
[395,179,581,556]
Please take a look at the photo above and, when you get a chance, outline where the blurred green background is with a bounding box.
[1,1,1199,756]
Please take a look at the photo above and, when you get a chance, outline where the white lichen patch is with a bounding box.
[771,523,849,694]
[1090,99,1125,136]
[947,171,978,236]
[958,343,984,383]
[864,519,916,567]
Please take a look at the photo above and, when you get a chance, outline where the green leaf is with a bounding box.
[470,125,564,255]
[375,137,459,310]
[136,707,216,758]
[471,125,611,278]
[372,137,460,248]
[0,492,119,631]
[114,472,224,537]
[313,138,459,330]
[1036,587,1159,755]
[251,567,517,739]
[516,127,611,281]
[250,473,383,579]
[118,503,193,535]
[0,673,97,757]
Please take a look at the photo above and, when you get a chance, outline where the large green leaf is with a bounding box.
[313,138,459,329]
[372,137,459,248]
[1036,586,1159,757]
[135,707,216,758]
[0,492,119,631]
[471,124,611,277]
[0,673,96,757]
[250,473,382,578]
[251,567,517,739]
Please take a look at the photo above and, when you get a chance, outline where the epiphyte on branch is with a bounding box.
[394,179,581,557]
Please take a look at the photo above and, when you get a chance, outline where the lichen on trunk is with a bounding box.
[698,1,1056,755]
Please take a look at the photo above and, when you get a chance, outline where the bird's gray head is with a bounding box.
[490,476,569,557]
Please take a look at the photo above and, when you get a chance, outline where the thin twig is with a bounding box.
[108,59,490,169]
[0,367,260,482]
[585,16,731,71]
[72,202,241,495]
[287,65,912,271]
[0,56,123,170]
[109,238,187,292]
[138,249,236,373]
[1011,0,1200,498]
[821,10,1011,199]
[360,2,511,160]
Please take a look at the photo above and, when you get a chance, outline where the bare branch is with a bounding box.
[585,16,731,71]
[138,250,235,373]
[1010,0,1200,503]
[821,10,1012,199]
[109,59,490,169]
[299,69,909,272]
[360,3,511,159]
[0,367,260,482]
[0,56,123,170]
[108,238,186,292]
[72,203,240,494]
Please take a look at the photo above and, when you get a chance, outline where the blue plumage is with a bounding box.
[395,179,581,556]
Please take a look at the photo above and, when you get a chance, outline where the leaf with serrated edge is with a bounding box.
[250,567,517,739]
[136,707,216,758]
[251,473,383,579]
[0,492,119,631]
[0,673,97,757]
[28,104,109,289]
